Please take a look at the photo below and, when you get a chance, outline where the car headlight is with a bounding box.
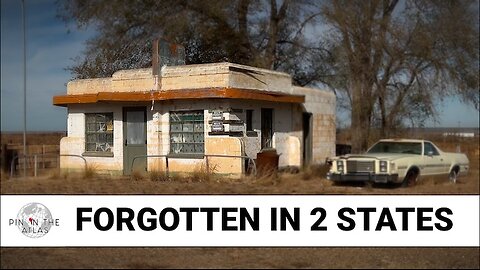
[380,161,387,173]
[336,160,344,173]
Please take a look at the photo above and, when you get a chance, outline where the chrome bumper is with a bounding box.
[327,172,399,183]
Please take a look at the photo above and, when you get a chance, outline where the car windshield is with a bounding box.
[367,142,422,155]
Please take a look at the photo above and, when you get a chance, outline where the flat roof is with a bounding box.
[53,87,305,107]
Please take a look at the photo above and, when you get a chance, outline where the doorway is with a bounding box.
[261,108,273,149]
[303,112,313,166]
[123,107,147,175]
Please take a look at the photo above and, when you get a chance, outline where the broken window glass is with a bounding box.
[85,113,114,153]
[169,111,204,154]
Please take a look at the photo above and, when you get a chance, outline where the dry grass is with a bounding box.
[130,170,145,181]
[83,164,98,179]
[148,170,170,182]
[301,164,331,181]
[2,134,479,195]
[1,134,478,269]
[3,163,477,195]
[190,164,218,183]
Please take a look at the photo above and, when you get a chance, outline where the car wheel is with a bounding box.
[402,170,418,187]
[449,169,458,184]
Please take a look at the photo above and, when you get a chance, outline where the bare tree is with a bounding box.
[59,0,479,153]
[321,0,479,152]
[57,0,327,85]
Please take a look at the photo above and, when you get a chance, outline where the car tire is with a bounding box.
[402,170,418,187]
[449,169,458,184]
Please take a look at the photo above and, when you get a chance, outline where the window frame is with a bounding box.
[169,110,205,156]
[83,112,114,157]
[423,142,440,156]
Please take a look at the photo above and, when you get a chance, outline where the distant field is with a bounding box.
[1,132,64,179]
[0,131,65,145]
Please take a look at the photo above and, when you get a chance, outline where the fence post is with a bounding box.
[42,145,45,169]
[1,144,6,174]
[34,155,38,177]
[165,156,169,178]
[10,156,18,179]
[205,156,209,173]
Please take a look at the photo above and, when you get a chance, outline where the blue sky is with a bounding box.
[1,0,479,131]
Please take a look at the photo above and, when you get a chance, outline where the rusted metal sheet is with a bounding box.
[256,148,280,175]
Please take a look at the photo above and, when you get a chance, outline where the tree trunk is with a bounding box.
[350,80,371,153]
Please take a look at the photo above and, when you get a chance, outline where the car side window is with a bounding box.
[424,142,439,156]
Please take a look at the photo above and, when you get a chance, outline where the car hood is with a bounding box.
[338,153,416,161]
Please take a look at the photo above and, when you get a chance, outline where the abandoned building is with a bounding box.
[53,61,335,176]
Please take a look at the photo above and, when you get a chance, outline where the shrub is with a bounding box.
[83,164,98,179]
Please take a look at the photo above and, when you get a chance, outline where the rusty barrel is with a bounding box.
[256,148,279,175]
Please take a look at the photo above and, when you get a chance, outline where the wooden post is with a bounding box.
[34,155,38,177]
[205,156,209,174]
[42,144,45,169]
[1,144,6,174]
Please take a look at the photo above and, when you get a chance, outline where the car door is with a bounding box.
[423,142,444,175]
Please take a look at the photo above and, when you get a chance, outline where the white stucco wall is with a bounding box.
[61,104,124,174]
[60,99,311,175]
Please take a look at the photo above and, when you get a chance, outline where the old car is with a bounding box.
[326,139,469,186]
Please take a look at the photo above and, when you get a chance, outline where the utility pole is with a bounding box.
[22,0,27,178]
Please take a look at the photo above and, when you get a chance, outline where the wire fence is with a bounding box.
[9,154,87,179]
[6,153,256,179]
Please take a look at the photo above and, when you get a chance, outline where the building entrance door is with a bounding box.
[123,107,147,175]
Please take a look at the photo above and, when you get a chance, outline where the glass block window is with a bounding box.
[170,111,204,154]
[85,113,114,152]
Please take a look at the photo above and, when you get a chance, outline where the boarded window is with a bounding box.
[170,111,204,154]
[85,113,114,153]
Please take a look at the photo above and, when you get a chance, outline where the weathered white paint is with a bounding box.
[59,62,336,175]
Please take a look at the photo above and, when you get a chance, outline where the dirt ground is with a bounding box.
[1,247,479,269]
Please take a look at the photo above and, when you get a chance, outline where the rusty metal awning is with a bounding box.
[52,87,305,107]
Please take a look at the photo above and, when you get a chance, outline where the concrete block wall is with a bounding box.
[229,100,302,168]
[67,78,112,95]
[66,63,294,95]
[60,62,336,174]
[112,69,154,92]
[160,62,292,93]
[292,86,336,164]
